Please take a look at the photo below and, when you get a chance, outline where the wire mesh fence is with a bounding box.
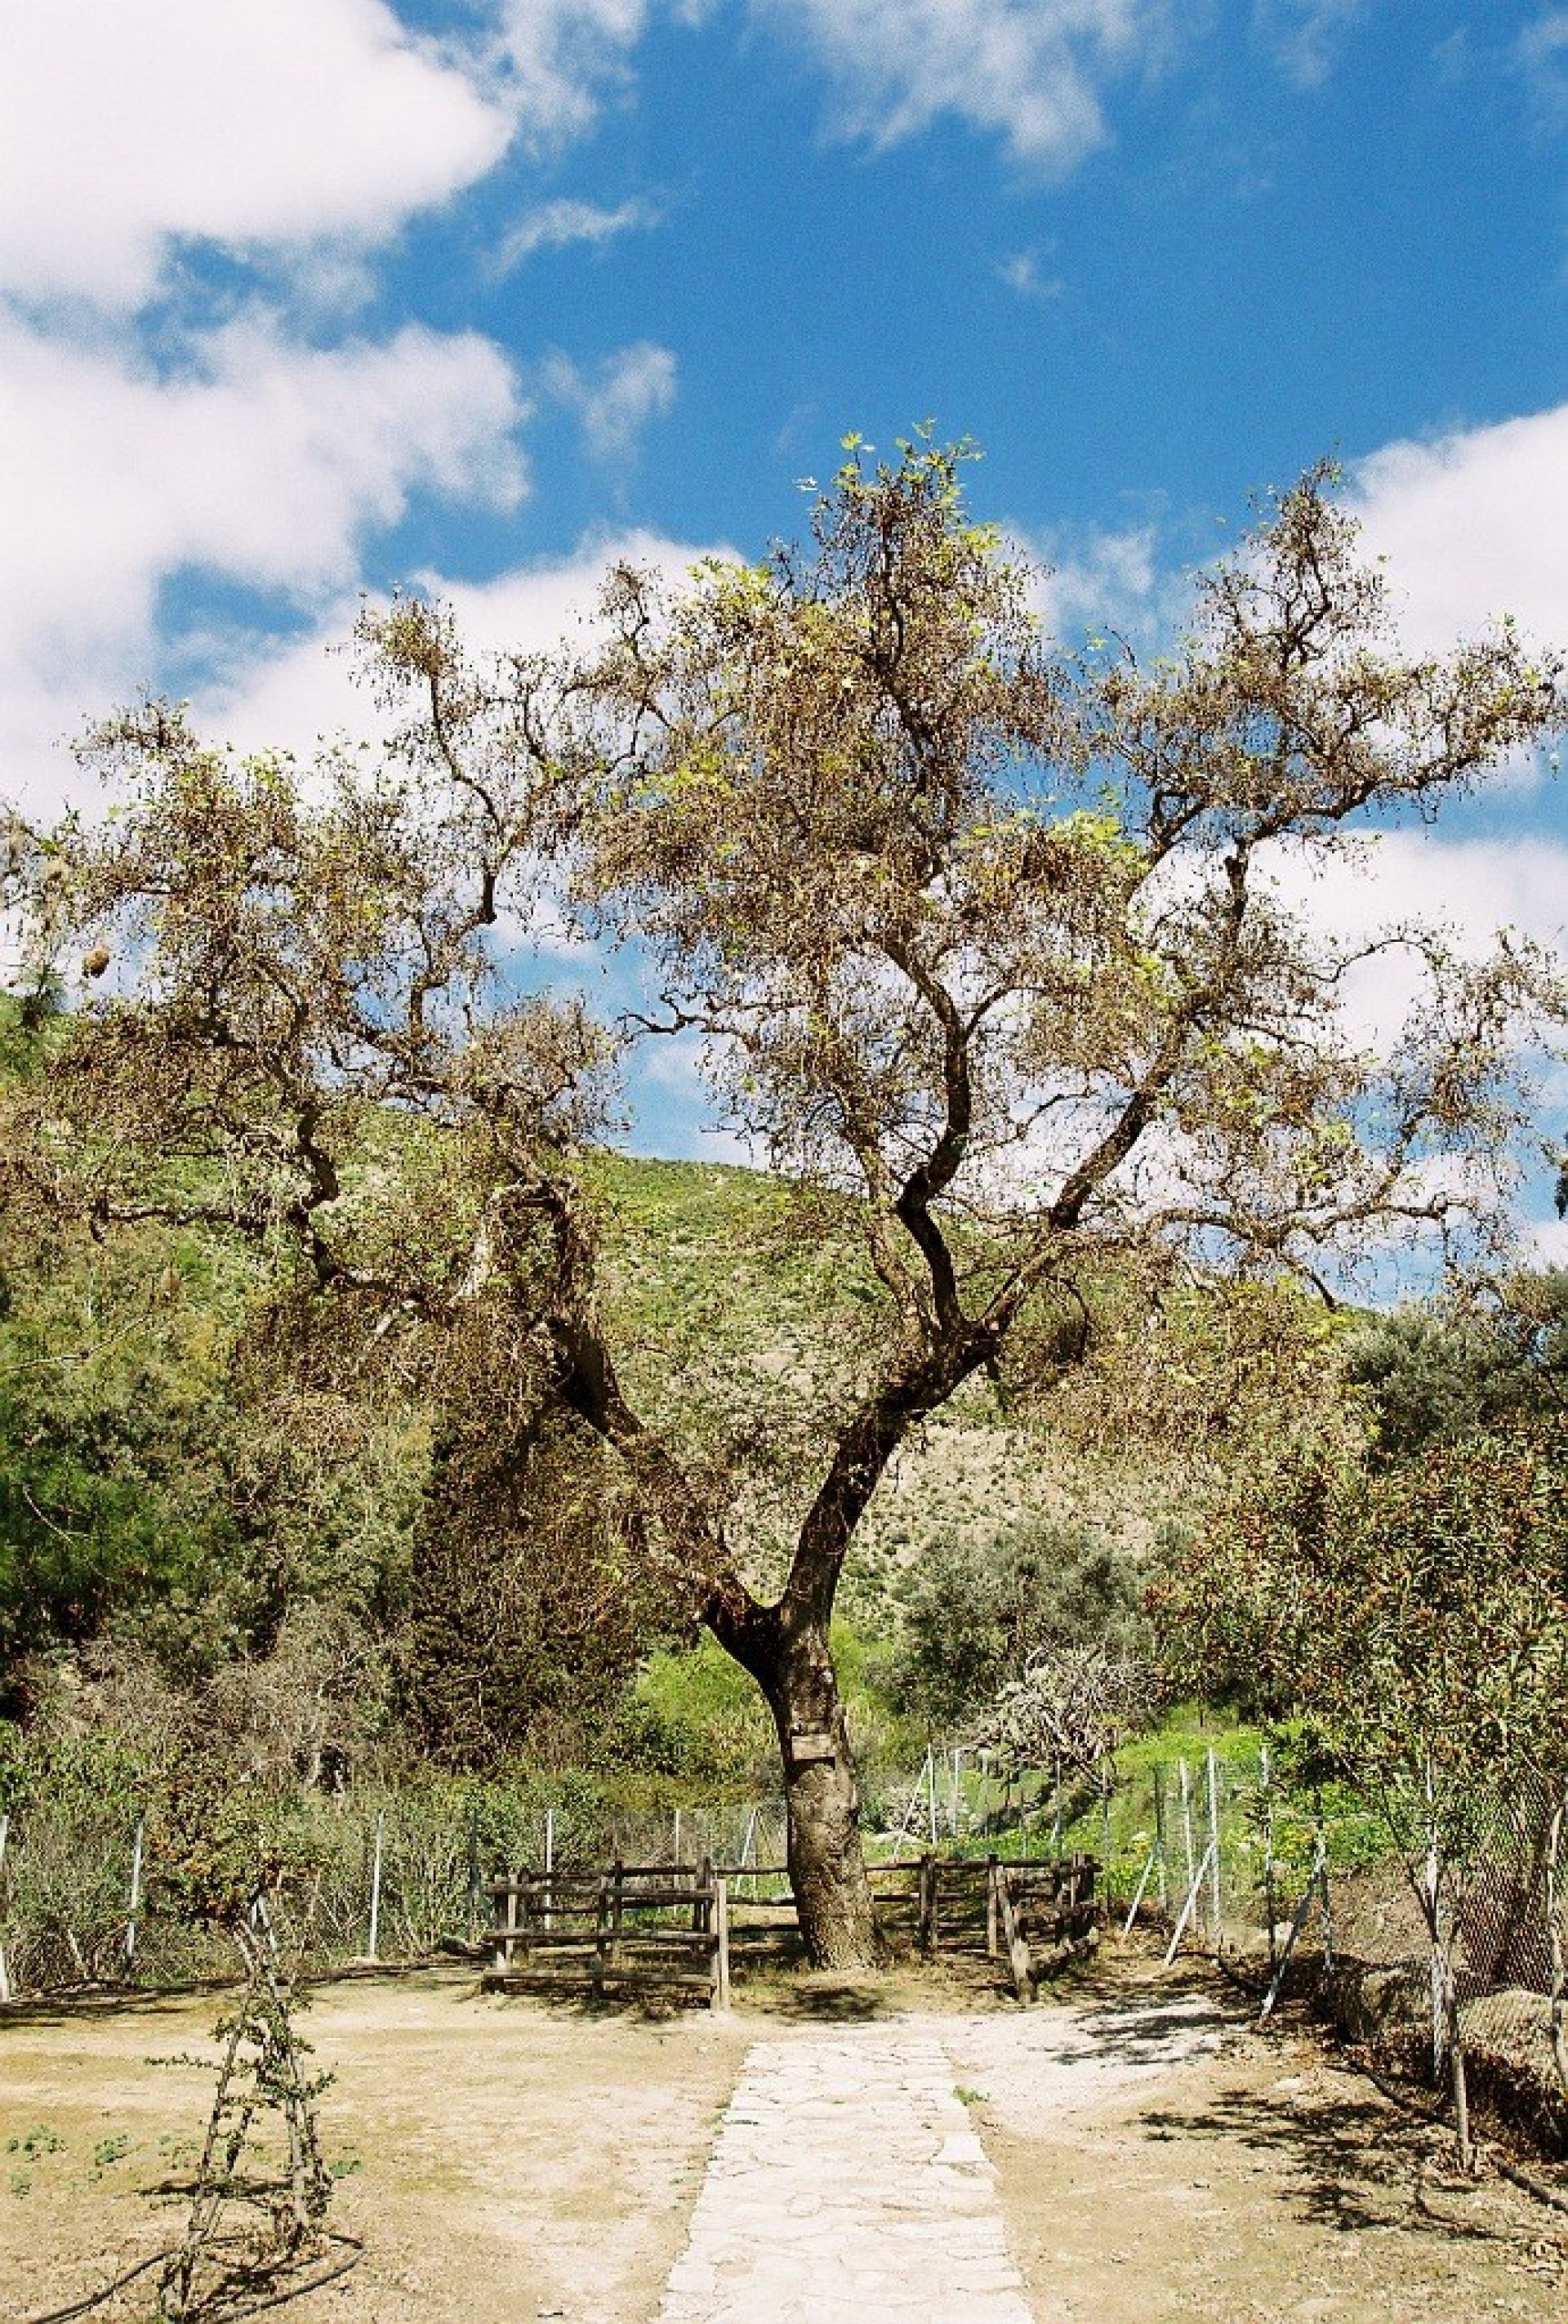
[1031,1744,1568,2151]
[0,1788,800,2000]
[5,1744,1567,2157]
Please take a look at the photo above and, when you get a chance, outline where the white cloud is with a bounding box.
[194,528,734,761]
[757,0,1170,175]
[491,0,653,147]
[540,341,679,460]
[1253,828,1568,1055]
[1253,0,1366,90]
[1021,520,1164,645]
[997,250,1065,306]
[494,193,665,268]
[0,311,528,810]
[1517,8,1568,111]
[1347,402,1568,658]
[0,0,513,310]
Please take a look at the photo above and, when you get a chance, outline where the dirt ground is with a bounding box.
[953,1964,1568,2323]
[3,1951,1566,2323]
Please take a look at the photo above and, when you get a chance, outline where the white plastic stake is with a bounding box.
[368,1809,385,1960]
[0,1812,11,2004]
[1162,1838,1217,1967]
[1259,1840,1326,2021]
[124,1817,145,1970]
[1122,1843,1160,1938]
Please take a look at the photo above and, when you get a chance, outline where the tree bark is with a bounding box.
[728,1608,884,1969]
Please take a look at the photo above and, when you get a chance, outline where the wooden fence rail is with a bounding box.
[911,1852,1100,2001]
[483,1849,1098,2010]
[485,1857,730,2010]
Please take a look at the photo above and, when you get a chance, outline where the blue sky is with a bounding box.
[2,0,1566,1197]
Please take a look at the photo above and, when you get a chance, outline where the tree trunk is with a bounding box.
[758,1621,884,1969]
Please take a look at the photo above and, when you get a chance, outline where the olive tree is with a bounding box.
[4,439,1564,1966]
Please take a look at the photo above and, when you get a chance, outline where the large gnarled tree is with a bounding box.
[5,441,1564,1964]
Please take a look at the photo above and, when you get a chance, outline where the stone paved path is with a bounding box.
[657,2024,1034,2324]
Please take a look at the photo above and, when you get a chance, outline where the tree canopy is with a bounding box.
[4,437,1565,1964]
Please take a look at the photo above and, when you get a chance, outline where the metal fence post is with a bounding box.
[1178,1757,1196,1912]
[1205,1751,1222,1947]
[1261,1744,1277,1976]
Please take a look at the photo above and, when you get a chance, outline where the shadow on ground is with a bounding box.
[1138,2074,1548,2255]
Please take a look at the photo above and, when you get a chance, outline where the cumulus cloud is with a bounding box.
[1250,828,1568,1058]
[756,0,1170,175]
[0,0,512,310]
[0,312,528,810]
[1346,401,1568,657]
[540,341,679,460]
[0,2,676,314]
[493,193,665,270]
[194,527,734,761]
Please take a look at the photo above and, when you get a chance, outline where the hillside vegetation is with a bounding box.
[0,1123,1190,1796]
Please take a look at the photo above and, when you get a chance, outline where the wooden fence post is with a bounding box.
[986,1853,999,1958]
[593,1876,609,2000]
[917,1852,937,1953]
[712,1875,730,2011]
[493,1873,521,1976]
[996,1867,1036,2005]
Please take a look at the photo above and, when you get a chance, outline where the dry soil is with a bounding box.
[2,1953,1565,2322]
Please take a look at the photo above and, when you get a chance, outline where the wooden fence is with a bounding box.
[485,1858,731,2008]
[483,1849,1099,2009]
[913,1852,1099,2002]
